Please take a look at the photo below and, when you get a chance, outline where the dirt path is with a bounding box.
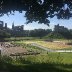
[0,42,72,56]
[31,43,72,52]
[0,42,28,56]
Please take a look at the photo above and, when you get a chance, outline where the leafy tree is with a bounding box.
[0,29,11,41]
[69,29,72,35]
[44,32,64,39]
[0,0,72,25]
[29,29,52,38]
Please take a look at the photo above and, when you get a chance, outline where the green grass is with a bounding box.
[5,37,41,41]
[0,53,72,72]
[15,40,72,50]
[13,41,45,53]
[1,38,72,72]
[18,53,72,64]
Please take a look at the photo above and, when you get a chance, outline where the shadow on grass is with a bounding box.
[0,55,72,72]
[1,63,71,72]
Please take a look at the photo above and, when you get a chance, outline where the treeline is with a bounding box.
[0,28,52,38]
[10,27,72,39]
[11,29,52,38]
[45,29,72,39]
[0,27,72,39]
[0,29,11,38]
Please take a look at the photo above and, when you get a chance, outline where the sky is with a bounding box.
[0,11,72,30]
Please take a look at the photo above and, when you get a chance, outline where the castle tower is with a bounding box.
[5,23,7,29]
[21,25,24,30]
[0,21,4,30]
[54,24,59,32]
[12,22,14,29]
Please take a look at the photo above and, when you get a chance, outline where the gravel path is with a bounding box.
[0,42,27,56]
[1,47,27,56]
[31,43,72,52]
[0,42,72,56]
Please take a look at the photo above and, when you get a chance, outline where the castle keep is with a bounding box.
[0,21,24,31]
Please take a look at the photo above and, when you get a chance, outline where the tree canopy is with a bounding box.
[0,0,72,25]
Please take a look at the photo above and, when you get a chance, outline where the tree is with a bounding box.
[29,29,52,38]
[0,29,11,41]
[0,0,72,25]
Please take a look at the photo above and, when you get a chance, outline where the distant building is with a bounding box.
[0,21,7,30]
[5,23,7,29]
[54,24,68,32]
[12,22,24,31]
[12,22,14,29]
[0,21,24,32]
[0,21,4,29]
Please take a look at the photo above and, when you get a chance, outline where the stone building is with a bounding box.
[12,22,24,31]
[0,21,7,30]
[0,21,24,32]
[54,24,68,32]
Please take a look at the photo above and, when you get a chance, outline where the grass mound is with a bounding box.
[44,32,64,39]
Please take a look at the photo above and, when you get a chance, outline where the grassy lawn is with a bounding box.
[1,38,72,72]
[5,37,40,41]
[34,41,72,50]
[17,39,72,50]
[1,53,72,72]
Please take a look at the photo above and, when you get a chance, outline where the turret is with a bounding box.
[21,25,24,30]
[0,21,4,30]
[12,22,14,29]
[5,23,7,29]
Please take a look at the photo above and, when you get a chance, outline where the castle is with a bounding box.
[54,24,68,32]
[0,21,7,30]
[0,21,24,31]
[12,22,24,31]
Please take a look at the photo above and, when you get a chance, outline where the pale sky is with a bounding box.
[0,11,72,30]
